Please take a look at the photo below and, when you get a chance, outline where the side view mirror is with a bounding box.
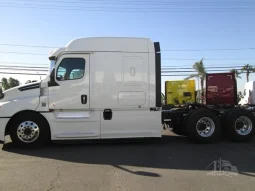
[50,68,55,81]
[48,68,59,87]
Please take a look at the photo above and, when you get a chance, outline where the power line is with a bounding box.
[0,67,48,72]
[0,63,249,70]
[0,68,240,73]
[162,72,255,77]
[22,0,255,3]
[162,58,255,61]
[3,0,255,9]
[161,64,253,67]
[161,66,246,69]
[0,51,47,55]
[161,48,255,52]
[0,62,47,67]
[162,70,239,73]
[0,63,250,71]
[8,0,255,5]
[1,43,255,53]
[1,49,255,60]
[3,3,254,10]
[0,72,47,75]
[0,65,243,73]
[1,4,255,12]
[0,64,48,68]
[0,43,57,49]
[0,65,245,73]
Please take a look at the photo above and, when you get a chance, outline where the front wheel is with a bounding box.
[10,112,50,148]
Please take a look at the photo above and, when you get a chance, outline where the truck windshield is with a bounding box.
[49,60,56,76]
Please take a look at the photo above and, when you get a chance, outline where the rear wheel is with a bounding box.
[186,108,221,143]
[10,112,50,148]
[224,109,255,142]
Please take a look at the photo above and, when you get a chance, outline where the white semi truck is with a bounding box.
[0,37,254,148]
[239,81,255,105]
[0,37,162,147]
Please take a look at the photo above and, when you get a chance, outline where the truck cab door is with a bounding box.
[49,54,89,110]
[48,54,100,139]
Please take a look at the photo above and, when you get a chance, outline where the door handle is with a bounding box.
[81,95,87,104]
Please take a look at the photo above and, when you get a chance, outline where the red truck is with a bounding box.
[206,72,237,105]
[162,72,255,143]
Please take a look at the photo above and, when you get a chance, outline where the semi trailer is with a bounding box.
[164,80,196,105]
[0,37,253,148]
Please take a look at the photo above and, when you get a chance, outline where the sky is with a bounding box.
[0,0,255,92]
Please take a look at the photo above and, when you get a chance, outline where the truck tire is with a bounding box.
[10,112,50,148]
[224,109,255,142]
[186,108,221,143]
[221,108,242,137]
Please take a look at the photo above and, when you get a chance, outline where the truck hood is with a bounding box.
[0,82,41,102]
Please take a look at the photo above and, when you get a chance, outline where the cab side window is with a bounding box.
[56,58,85,81]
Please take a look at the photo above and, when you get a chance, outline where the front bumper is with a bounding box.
[0,118,10,143]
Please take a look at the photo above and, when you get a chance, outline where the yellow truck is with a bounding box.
[165,80,196,105]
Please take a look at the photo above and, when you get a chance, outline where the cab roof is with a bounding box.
[49,37,155,59]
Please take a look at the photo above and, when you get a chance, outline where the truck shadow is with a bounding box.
[2,135,255,177]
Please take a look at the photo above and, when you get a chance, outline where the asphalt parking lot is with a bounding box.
[0,132,254,191]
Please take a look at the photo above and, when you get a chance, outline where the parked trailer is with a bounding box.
[0,37,253,147]
[206,72,237,105]
[165,80,196,105]
[239,81,255,105]
[162,72,255,143]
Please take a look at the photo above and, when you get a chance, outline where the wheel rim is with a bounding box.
[196,117,215,137]
[235,116,252,136]
[17,121,40,143]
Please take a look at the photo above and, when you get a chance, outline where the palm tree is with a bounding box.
[185,59,206,100]
[230,69,241,79]
[241,64,254,82]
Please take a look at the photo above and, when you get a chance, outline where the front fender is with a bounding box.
[0,97,40,142]
[0,97,40,117]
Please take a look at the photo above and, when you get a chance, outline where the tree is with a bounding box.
[9,77,20,88]
[230,69,241,79]
[1,78,10,90]
[0,86,3,99]
[185,59,206,102]
[1,77,20,91]
[241,64,254,82]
